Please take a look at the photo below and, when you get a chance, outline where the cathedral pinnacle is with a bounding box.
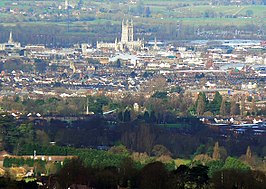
[8,31,13,43]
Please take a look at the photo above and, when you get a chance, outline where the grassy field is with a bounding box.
[173,17,264,26]
[143,0,207,5]
[147,5,265,19]
[0,0,265,27]
[175,158,191,167]
[0,0,264,42]
[142,0,266,26]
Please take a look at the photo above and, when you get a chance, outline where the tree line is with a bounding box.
[2,145,266,189]
[1,91,264,120]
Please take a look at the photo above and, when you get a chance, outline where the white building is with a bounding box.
[97,19,144,52]
[0,31,21,51]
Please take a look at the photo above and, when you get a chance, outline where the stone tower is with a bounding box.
[121,19,128,43]
[128,19,134,42]
[97,19,142,52]
[121,19,134,44]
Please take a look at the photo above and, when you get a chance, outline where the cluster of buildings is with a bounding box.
[0,31,21,51]
[201,116,266,136]
[0,20,265,107]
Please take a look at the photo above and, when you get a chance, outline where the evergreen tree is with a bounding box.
[143,111,150,122]
[116,59,121,68]
[210,92,222,115]
[118,111,123,122]
[123,109,131,122]
[201,92,209,106]
[149,110,157,123]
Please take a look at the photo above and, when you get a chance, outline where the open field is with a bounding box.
[174,159,191,167]
[143,0,208,5]
[0,0,265,27]
[145,4,265,25]
[0,0,265,43]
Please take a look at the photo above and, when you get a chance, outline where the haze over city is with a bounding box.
[0,0,265,188]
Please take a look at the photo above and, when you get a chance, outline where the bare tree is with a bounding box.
[212,142,220,160]
[220,97,227,116]
[196,95,205,116]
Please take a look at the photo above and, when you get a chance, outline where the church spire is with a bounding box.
[8,31,13,43]
[86,97,89,115]
[153,37,159,50]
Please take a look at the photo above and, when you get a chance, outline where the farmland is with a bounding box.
[0,0,265,45]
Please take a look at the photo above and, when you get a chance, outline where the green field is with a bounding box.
[170,5,265,18]
[0,0,265,27]
[141,0,266,26]
[174,158,191,167]
[0,0,265,42]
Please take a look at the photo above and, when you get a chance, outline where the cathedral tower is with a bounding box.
[97,19,142,52]
[121,19,134,43]
[121,19,128,43]
[128,19,134,42]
